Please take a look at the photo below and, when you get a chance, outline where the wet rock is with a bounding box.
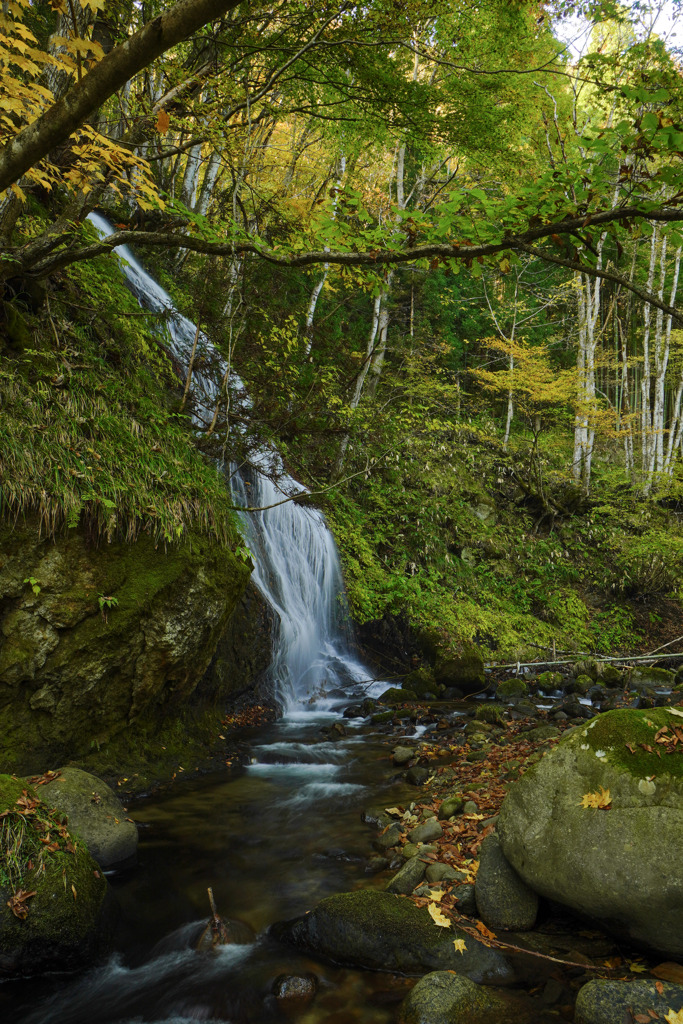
[361,806,394,830]
[453,884,477,915]
[627,666,675,691]
[498,708,683,957]
[380,687,416,704]
[408,819,443,844]
[438,795,464,819]
[567,673,593,695]
[273,890,514,983]
[425,863,465,884]
[406,767,430,786]
[385,855,427,894]
[515,700,539,717]
[393,746,415,766]
[373,822,403,851]
[272,973,318,1015]
[462,800,479,815]
[196,917,255,951]
[398,971,507,1024]
[403,843,437,860]
[574,979,683,1024]
[474,834,538,931]
[37,767,137,870]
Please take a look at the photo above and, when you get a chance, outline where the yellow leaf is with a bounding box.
[428,889,444,902]
[428,902,451,928]
[668,708,683,719]
[627,961,647,973]
[665,1011,683,1024]
[384,807,402,816]
[156,109,170,134]
[453,939,467,955]
[580,786,611,809]
[71,884,77,900]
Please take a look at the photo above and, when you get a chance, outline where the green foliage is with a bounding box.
[0,227,239,546]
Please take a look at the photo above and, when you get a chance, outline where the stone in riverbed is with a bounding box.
[474,833,538,931]
[498,708,683,957]
[574,980,683,1024]
[406,766,430,786]
[36,767,137,870]
[393,746,415,766]
[272,973,318,1015]
[438,794,464,819]
[386,855,426,894]
[272,889,514,983]
[398,971,508,1024]
[425,863,465,884]
[373,822,403,851]
[408,819,443,844]
[453,883,477,915]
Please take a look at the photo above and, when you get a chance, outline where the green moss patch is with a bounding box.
[568,708,683,781]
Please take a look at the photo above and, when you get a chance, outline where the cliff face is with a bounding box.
[0,520,273,775]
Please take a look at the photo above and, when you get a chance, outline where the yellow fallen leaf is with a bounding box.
[453,938,467,955]
[384,807,402,816]
[428,902,451,928]
[428,889,444,902]
[580,786,611,809]
[627,960,647,973]
[668,708,683,719]
[665,1010,683,1024]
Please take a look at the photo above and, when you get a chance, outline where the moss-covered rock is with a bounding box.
[496,679,528,699]
[272,890,514,983]
[536,671,563,692]
[0,775,112,977]
[36,767,137,870]
[379,687,416,704]
[475,704,504,724]
[627,667,676,691]
[574,979,683,1024]
[398,971,508,1024]
[0,519,261,775]
[567,673,593,695]
[498,708,683,956]
[434,643,485,695]
[403,667,439,698]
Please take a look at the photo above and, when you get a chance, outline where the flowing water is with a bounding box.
[0,217,417,1023]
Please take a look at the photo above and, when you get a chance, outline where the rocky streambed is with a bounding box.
[1,659,683,1024]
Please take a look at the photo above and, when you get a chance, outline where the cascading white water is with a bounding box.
[87,213,375,712]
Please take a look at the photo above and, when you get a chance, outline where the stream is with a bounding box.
[3,711,428,1024]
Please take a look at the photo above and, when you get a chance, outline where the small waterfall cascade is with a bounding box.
[87,213,375,712]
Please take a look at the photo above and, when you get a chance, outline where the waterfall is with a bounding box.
[86,213,375,712]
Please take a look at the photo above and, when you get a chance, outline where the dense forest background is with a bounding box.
[3,0,683,661]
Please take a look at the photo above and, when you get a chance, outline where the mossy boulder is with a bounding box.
[626,667,676,691]
[0,774,112,977]
[272,890,514,983]
[567,673,593,695]
[574,979,683,1024]
[434,644,485,695]
[398,971,508,1024]
[536,671,563,692]
[380,687,416,704]
[474,704,503,724]
[36,767,137,870]
[0,519,259,774]
[403,668,439,699]
[498,708,683,956]
[496,679,527,700]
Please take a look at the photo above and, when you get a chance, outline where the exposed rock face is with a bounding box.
[0,520,270,773]
[498,708,683,957]
[272,889,515,984]
[37,767,137,870]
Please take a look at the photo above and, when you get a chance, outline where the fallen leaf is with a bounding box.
[384,807,402,816]
[7,889,37,919]
[476,920,497,941]
[428,889,444,902]
[628,961,648,973]
[665,1011,683,1024]
[580,786,612,809]
[71,884,77,900]
[668,708,683,719]
[652,964,683,984]
[428,902,451,928]
[453,938,467,954]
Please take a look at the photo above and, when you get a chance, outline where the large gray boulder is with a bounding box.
[398,971,507,1024]
[498,708,683,956]
[39,767,137,870]
[474,833,538,931]
[272,889,514,984]
[575,980,683,1024]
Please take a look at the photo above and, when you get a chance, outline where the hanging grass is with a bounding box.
[0,241,238,547]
